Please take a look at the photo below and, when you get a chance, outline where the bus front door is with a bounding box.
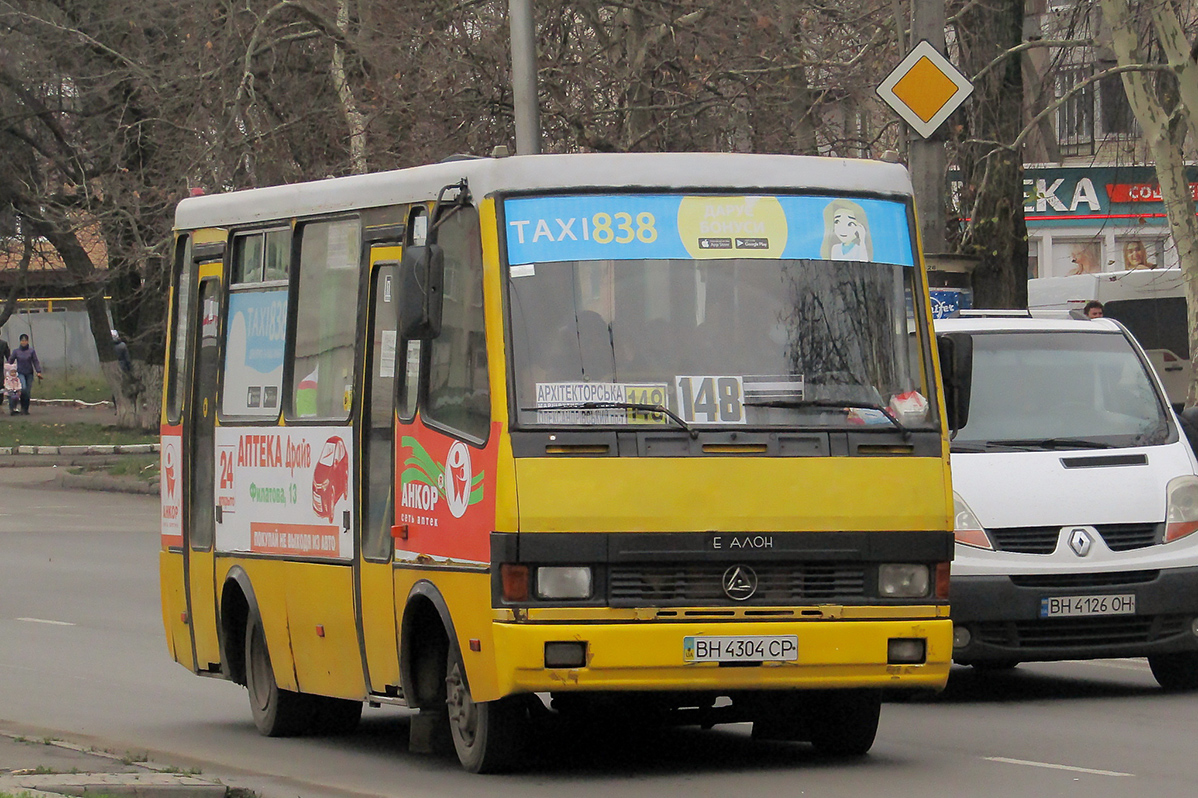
[357,253,401,694]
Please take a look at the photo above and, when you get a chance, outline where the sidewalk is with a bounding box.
[0,729,228,798]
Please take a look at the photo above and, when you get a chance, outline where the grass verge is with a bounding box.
[0,423,156,448]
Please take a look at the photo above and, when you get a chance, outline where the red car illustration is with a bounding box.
[312,436,348,522]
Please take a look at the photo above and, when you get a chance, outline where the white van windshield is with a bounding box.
[954,331,1171,450]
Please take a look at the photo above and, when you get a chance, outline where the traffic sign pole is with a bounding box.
[913,0,946,255]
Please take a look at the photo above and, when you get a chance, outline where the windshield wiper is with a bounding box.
[522,402,697,438]
[985,437,1114,450]
[742,398,911,440]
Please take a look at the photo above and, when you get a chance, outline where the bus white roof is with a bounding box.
[175,152,914,231]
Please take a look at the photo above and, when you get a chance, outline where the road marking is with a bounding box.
[17,617,75,626]
[984,756,1134,777]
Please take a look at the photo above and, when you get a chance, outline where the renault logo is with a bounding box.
[722,565,758,601]
[1068,528,1093,557]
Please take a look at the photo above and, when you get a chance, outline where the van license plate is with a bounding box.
[1040,594,1135,618]
[683,635,798,663]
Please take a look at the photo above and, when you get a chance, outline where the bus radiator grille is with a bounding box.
[607,563,866,606]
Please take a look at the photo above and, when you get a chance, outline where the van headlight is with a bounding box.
[878,564,930,597]
[536,566,593,599]
[1165,476,1198,542]
[953,492,993,550]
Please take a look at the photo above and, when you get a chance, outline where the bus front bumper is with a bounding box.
[489,617,952,697]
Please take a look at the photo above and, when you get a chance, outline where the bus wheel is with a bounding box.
[445,648,526,773]
[1149,652,1198,691]
[806,690,881,757]
[245,614,314,736]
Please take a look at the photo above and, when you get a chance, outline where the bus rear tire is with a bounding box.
[245,614,314,736]
[1149,651,1198,691]
[445,648,526,773]
[806,690,881,757]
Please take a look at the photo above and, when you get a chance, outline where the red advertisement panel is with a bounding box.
[395,420,499,565]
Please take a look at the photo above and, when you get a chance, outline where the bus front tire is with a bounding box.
[1149,651,1198,691]
[245,614,314,736]
[445,648,526,773]
[806,690,881,757]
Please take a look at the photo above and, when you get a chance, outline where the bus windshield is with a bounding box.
[507,256,932,430]
[504,192,933,431]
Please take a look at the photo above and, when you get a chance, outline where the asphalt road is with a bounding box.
[0,466,1193,797]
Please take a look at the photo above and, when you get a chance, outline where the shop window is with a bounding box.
[290,218,362,420]
[1050,238,1102,277]
[1117,237,1162,271]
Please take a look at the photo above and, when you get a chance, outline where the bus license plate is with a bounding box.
[683,635,798,663]
[1040,594,1135,618]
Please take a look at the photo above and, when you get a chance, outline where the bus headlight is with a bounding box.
[536,566,593,599]
[953,492,993,550]
[1165,476,1198,542]
[878,564,930,597]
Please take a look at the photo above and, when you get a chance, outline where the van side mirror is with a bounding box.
[398,245,444,340]
[937,333,972,432]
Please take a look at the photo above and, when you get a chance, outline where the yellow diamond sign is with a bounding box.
[877,40,973,139]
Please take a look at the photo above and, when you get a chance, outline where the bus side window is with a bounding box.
[223,228,290,418]
[424,206,489,442]
[166,235,194,423]
[289,218,362,420]
[400,340,421,421]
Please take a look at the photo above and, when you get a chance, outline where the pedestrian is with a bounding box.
[1083,300,1104,319]
[111,330,132,372]
[7,333,42,415]
[0,334,10,367]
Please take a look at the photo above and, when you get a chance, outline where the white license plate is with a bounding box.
[1040,593,1136,618]
[683,635,798,663]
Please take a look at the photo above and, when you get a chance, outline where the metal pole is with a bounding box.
[909,0,946,254]
[509,0,541,155]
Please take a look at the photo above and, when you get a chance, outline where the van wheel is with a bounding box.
[245,614,314,736]
[806,690,881,757]
[445,648,527,773]
[1149,652,1198,691]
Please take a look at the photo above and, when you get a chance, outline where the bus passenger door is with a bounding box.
[187,276,222,672]
[357,253,401,694]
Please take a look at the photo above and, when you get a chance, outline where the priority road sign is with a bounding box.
[877,40,973,139]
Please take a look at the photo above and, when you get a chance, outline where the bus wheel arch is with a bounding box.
[400,581,460,709]
[220,567,259,687]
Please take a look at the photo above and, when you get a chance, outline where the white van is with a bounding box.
[1029,268,1189,407]
[935,314,1198,689]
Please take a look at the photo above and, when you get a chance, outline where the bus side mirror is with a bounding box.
[937,333,972,432]
[398,245,444,340]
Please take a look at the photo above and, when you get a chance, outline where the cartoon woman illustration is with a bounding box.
[821,199,872,262]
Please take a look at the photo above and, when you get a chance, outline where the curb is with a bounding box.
[0,443,159,456]
[0,732,227,798]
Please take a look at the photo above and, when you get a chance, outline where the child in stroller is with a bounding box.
[4,360,20,415]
